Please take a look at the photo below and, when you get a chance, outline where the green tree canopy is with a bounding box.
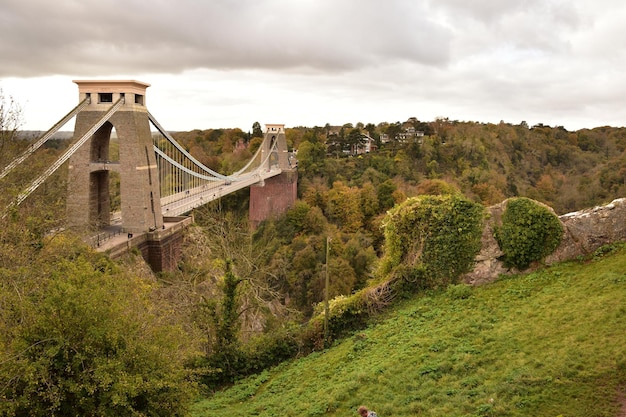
[0,237,196,416]
[251,121,263,138]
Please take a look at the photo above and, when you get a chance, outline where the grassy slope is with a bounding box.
[192,245,626,417]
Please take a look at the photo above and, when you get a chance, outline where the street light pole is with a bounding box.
[324,235,330,347]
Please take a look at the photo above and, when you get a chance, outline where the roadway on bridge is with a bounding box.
[89,218,186,253]
[160,167,282,216]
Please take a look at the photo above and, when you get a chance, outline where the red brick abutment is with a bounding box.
[99,216,192,272]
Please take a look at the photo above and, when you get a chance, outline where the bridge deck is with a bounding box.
[160,167,282,216]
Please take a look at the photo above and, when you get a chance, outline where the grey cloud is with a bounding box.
[429,0,583,58]
[0,0,452,77]
[5,0,626,132]
[428,0,534,23]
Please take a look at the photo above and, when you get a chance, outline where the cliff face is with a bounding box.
[462,198,626,285]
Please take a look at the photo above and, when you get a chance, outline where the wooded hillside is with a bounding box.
[3,111,626,413]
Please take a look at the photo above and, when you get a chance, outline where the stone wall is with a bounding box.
[104,217,192,272]
[138,231,184,273]
[462,198,626,285]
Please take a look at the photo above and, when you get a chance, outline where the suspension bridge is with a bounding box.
[1,80,297,270]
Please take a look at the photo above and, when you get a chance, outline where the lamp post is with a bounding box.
[324,236,331,347]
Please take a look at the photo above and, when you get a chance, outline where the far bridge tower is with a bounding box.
[249,124,298,227]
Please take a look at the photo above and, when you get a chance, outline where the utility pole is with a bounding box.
[324,236,330,347]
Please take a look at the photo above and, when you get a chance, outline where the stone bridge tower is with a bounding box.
[260,123,292,171]
[249,124,298,227]
[67,80,163,233]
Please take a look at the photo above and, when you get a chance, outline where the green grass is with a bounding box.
[191,244,626,417]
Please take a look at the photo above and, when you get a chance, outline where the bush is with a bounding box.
[326,294,369,338]
[0,240,196,416]
[242,328,300,374]
[495,197,563,270]
[381,194,485,291]
[300,291,373,351]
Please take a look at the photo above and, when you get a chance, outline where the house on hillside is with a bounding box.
[326,125,343,137]
[397,126,425,143]
[325,126,377,156]
[356,134,377,154]
[390,119,425,144]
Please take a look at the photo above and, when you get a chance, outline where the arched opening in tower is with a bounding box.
[87,122,120,228]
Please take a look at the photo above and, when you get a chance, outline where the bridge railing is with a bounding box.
[86,226,124,248]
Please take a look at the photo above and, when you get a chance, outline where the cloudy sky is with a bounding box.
[1,0,625,132]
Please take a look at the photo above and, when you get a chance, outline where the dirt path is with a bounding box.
[618,385,626,417]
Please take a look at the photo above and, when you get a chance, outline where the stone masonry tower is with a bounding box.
[260,124,292,171]
[249,124,297,227]
[67,80,163,233]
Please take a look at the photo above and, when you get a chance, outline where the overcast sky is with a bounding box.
[1,0,625,132]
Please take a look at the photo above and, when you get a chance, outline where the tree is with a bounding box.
[359,182,380,222]
[0,238,195,416]
[296,140,325,176]
[0,89,67,251]
[364,123,377,140]
[327,181,364,232]
[377,179,397,211]
[0,89,25,210]
[197,259,247,385]
[0,88,24,168]
[251,121,263,138]
[385,122,403,148]
[346,128,366,155]
[187,207,297,342]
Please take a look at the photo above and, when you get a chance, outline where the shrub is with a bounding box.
[495,197,563,270]
[0,242,195,416]
[306,294,369,343]
[242,327,301,374]
[326,294,369,338]
[381,194,485,291]
[300,290,375,351]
